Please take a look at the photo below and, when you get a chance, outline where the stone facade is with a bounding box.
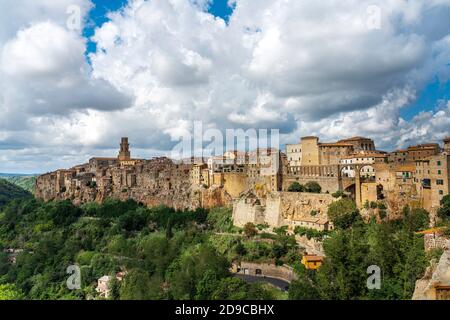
[232,191,335,230]
[414,153,450,214]
[413,243,450,300]
[35,136,449,220]
[232,261,297,283]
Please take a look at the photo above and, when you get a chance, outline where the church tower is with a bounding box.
[118,137,131,161]
[444,137,450,152]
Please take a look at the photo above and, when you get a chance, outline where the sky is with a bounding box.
[0,0,449,173]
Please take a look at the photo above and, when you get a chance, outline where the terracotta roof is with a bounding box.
[408,144,439,151]
[391,149,408,153]
[434,285,450,290]
[319,142,353,147]
[341,153,387,160]
[444,137,450,143]
[338,136,372,142]
[415,227,446,235]
[303,255,324,262]
[90,157,117,161]
[396,164,415,172]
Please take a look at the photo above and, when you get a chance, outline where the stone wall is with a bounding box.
[232,191,335,228]
[424,233,449,251]
[413,243,450,300]
[361,182,378,205]
[35,158,233,211]
[223,173,248,198]
[278,192,334,221]
[282,175,340,194]
[233,261,297,283]
[232,195,265,227]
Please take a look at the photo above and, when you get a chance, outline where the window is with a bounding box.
[439,190,444,195]
[438,170,442,175]
[436,179,444,185]
[437,161,441,166]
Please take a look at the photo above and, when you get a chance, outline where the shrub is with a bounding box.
[332,191,346,198]
[305,181,321,193]
[327,198,361,229]
[288,182,305,192]
[377,202,387,210]
[243,222,257,238]
[437,195,450,219]
[273,226,288,236]
[364,200,370,210]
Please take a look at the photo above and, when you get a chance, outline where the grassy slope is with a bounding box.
[0,175,36,193]
[0,178,32,208]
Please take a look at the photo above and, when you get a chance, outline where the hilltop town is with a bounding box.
[1,134,443,301]
[35,135,450,232]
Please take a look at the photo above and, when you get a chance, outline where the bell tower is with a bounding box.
[118,137,131,161]
[444,137,450,152]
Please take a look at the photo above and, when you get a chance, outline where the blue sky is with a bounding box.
[84,0,234,55]
[1,0,449,174]
[84,0,449,122]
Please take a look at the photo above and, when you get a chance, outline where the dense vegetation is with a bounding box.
[0,179,32,208]
[0,175,36,194]
[287,181,321,193]
[0,191,438,300]
[289,204,431,300]
[0,200,291,300]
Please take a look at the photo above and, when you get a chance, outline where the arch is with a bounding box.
[344,183,356,199]
[359,165,375,181]
[340,164,355,178]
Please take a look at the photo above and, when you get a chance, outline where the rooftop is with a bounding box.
[319,142,353,147]
[396,164,415,172]
[303,255,324,262]
[338,136,373,142]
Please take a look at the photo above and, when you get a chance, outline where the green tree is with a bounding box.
[437,194,450,219]
[243,222,257,237]
[210,277,249,300]
[0,284,24,300]
[119,269,153,300]
[288,182,305,192]
[305,181,321,193]
[289,278,319,300]
[195,270,221,300]
[327,198,361,229]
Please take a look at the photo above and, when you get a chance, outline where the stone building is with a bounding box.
[35,134,449,220]
[414,153,450,213]
[445,137,450,152]
[338,136,376,153]
[389,143,440,164]
[340,152,388,178]
[118,137,131,161]
[286,143,302,166]
[388,149,408,164]
[286,136,376,168]
[232,191,335,230]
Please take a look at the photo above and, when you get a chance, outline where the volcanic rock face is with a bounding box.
[412,240,450,300]
[34,157,232,210]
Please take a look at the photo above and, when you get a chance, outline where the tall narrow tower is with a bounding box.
[118,137,131,161]
[444,137,450,152]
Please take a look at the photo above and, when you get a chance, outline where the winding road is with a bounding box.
[234,274,290,292]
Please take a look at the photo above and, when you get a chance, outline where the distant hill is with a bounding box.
[0,174,37,193]
[0,178,32,208]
